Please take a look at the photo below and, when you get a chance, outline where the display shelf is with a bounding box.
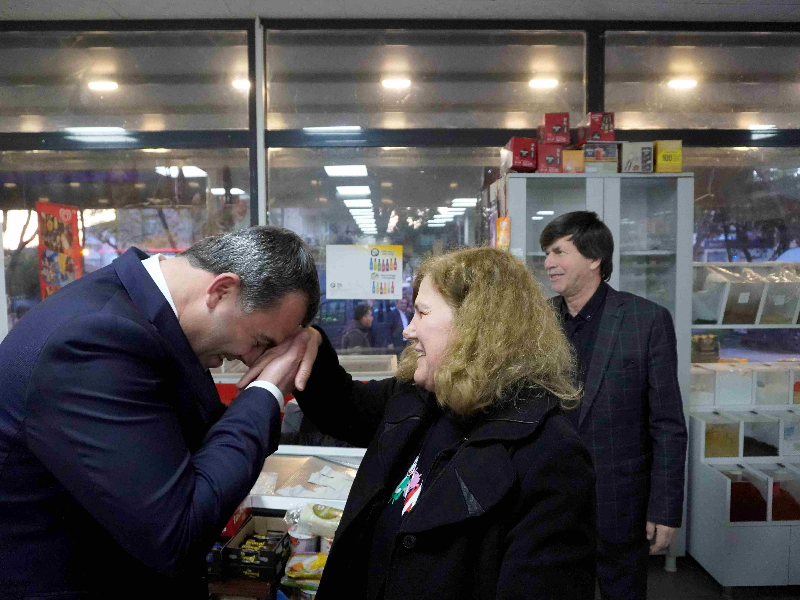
[689,362,800,409]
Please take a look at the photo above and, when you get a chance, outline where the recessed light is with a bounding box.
[88,81,118,91]
[343,199,373,208]
[449,182,458,188]
[381,198,394,204]
[536,210,555,215]
[337,186,371,196]
[529,78,558,89]
[4,182,17,188]
[38,197,50,202]
[318,197,328,202]
[189,182,200,188]
[134,182,146,189]
[97,198,108,204]
[382,78,411,89]
[232,79,250,90]
[531,216,544,221]
[381,182,393,188]
[668,79,697,89]
[69,182,80,188]
[324,165,368,177]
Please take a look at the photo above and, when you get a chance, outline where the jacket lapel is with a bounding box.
[112,248,224,445]
[579,287,625,426]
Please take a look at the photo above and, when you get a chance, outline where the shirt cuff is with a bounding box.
[245,380,285,411]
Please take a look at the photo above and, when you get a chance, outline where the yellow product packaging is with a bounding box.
[654,140,682,172]
[562,149,585,173]
[285,553,328,579]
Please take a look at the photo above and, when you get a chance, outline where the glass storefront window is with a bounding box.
[265,29,585,130]
[267,146,500,353]
[2,148,250,330]
[0,30,249,132]
[606,32,800,129]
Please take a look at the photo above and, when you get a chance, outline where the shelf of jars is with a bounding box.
[692,262,800,329]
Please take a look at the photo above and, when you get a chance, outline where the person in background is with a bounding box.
[341,303,374,350]
[386,296,413,350]
[0,226,320,599]
[241,246,596,600]
[540,211,687,600]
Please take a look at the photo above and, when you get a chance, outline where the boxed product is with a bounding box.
[223,515,292,581]
[220,497,251,537]
[577,112,615,144]
[538,112,570,144]
[500,137,537,174]
[621,142,654,173]
[537,143,562,173]
[654,140,683,172]
[584,142,619,173]
[562,149,585,173]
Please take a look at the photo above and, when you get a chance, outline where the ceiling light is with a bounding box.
[381,182,392,188]
[451,198,478,207]
[302,126,361,133]
[529,78,558,89]
[449,182,458,188]
[382,78,411,89]
[381,198,394,204]
[531,216,544,221]
[182,166,208,178]
[142,148,170,153]
[432,215,454,222]
[749,124,777,130]
[668,78,697,89]
[343,199,373,208]
[210,188,226,195]
[88,81,118,91]
[69,182,80,188]
[64,127,126,135]
[337,186,371,196]
[232,79,250,90]
[324,165,368,177]
[231,188,245,195]
[134,182,146,189]
[354,218,376,224]
[438,207,466,215]
[427,222,446,227]
[349,208,374,215]
[155,166,208,178]
[4,182,17,188]
[189,182,200,188]
[318,197,328,202]
[536,210,555,215]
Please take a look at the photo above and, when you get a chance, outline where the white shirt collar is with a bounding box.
[141,254,178,318]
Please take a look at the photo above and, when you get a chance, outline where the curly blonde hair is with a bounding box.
[395,247,580,416]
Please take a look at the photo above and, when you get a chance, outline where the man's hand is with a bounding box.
[646,522,675,554]
[236,328,322,394]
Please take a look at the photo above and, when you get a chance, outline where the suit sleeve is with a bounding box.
[293,327,400,447]
[646,306,688,527]
[497,426,596,599]
[25,312,280,576]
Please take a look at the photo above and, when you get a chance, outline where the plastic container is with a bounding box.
[716,465,769,522]
[288,525,319,555]
[701,413,740,458]
[755,366,790,405]
[758,464,800,521]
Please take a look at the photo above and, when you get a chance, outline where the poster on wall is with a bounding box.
[326,245,402,300]
[37,202,83,300]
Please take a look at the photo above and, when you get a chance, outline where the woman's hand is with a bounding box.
[236,327,322,394]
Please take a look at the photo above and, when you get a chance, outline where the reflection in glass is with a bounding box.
[2,148,250,331]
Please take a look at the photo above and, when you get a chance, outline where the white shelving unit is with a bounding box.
[503,172,694,560]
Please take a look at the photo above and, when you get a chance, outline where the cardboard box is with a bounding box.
[500,137,537,174]
[584,142,619,173]
[655,140,683,172]
[577,112,615,144]
[220,497,251,538]
[222,515,292,582]
[621,142,654,173]
[562,149,585,173]
[538,113,570,144]
[537,144,563,173]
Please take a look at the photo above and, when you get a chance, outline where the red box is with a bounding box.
[538,113,570,144]
[220,499,252,537]
[577,112,615,144]
[500,137,537,173]
[537,144,563,173]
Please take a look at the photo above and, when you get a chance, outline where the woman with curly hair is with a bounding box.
[245,246,596,599]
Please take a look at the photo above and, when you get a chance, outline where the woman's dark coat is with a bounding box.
[295,331,596,600]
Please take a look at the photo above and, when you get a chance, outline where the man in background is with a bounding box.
[540,211,687,600]
[341,303,375,350]
[0,226,320,599]
[386,296,413,350]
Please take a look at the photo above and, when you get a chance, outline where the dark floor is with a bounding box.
[646,555,800,599]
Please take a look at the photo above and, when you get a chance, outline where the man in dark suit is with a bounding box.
[540,211,687,600]
[0,226,320,599]
[386,297,412,350]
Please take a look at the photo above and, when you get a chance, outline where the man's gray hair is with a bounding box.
[181,226,320,326]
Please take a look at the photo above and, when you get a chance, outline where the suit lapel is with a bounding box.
[112,248,224,445]
[579,288,625,427]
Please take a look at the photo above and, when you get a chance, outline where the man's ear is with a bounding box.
[589,258,602,272]
[205,273,241,309]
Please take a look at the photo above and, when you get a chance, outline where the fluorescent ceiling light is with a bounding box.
[88,81,118,91]
[432,215,454,222]
[668,78,697,89]
[536,210,555,215]
[210,188,225,195]
[232,79,250,90]
[303,126,362,133]
[64,127,126,135]
[337,186,371,196]
[381,182,392,188]
[343,199,373,208]
[352,215,376,221]
[531,216,545,221]
[451,198,478,207]
[427,223,447,227]
[142,148,169,153]
[382,78,411,89]
[324,165,368,177]
[231,188,245,195]
[182,166,208,178]
[529,78,558,89]
[155,166,208,178]
[438,207,466,215]
[748,124,777,130]
[349,208,374,215]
